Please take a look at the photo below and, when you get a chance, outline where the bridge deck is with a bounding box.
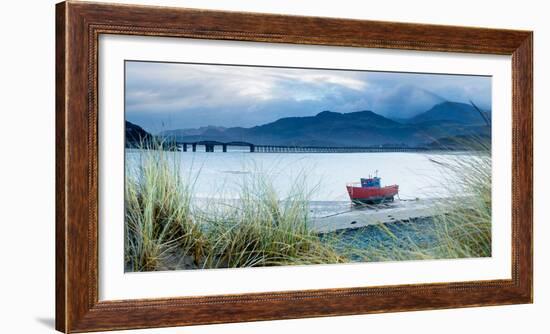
[174,141,428,153]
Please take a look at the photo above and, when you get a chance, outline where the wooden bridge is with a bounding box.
[174,141,429,153]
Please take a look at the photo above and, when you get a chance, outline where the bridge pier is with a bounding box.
[173,142,426,153]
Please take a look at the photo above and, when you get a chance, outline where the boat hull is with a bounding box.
[346,184,399,204]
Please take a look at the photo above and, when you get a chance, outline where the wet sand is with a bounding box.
[311,198,440,233]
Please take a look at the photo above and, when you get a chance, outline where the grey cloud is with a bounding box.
[125,61,492,133]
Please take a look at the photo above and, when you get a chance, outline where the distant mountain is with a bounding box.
[125,121,153,148]
[372,85,447,119]
[245,110,408,146]
[158,106,490,148]
[160,125,227,137]
[408,101,490,125]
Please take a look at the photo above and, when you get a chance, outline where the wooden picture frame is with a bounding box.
[56,1,533,332]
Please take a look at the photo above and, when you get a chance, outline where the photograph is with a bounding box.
[124,61,493,272]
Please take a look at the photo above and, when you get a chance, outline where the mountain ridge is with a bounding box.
[139,101,491,148]
[409,101,490,125]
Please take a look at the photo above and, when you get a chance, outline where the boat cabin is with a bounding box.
[360,177,381,188]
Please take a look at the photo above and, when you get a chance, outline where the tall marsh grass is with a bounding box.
[429,142,491,258]
[125,138,492,271]
[125,147,209,271]
[124,144,345,271]
[361,138,492,261]
[201,172,347,268]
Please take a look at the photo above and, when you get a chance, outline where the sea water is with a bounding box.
[126,149,465,204]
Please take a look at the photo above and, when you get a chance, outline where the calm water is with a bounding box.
[126,149,462,204]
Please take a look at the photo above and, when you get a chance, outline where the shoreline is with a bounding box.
[311,198,441,233]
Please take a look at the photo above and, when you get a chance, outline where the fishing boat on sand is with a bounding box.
[346,173,399,205]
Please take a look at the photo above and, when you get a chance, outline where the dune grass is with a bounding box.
[124,147,209,272]
[124,144,346,271]
[429,149,492,259]
[125,139,492,271]
[199,172,348,268]
[359,139,492,262]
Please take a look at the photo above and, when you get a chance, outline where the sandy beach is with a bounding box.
[311,198,440,233]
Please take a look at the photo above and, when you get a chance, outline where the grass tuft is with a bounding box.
[125,139,492,271]
[125,144,208,271]
[124,142,345,271]
[358,138,492,262]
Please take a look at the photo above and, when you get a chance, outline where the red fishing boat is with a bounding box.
[346,173,399,204]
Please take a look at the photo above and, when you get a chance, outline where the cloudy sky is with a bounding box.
[125,61,491,134]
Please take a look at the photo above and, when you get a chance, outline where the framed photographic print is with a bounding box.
[56,1,533,332]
